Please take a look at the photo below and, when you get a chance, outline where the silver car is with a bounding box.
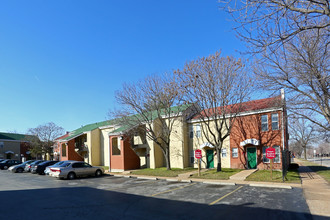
[49,161,104,180]
[8,160,35,173]
[44,160,75,175]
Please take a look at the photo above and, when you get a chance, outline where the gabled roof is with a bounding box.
[55,133,70,141]
[0,132,35,142]
[109,104,193,135]
[192,96,282,120]
[62,119,116,141]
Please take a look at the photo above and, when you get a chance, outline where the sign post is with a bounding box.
[195,149,202,177]
[266,147,276,180]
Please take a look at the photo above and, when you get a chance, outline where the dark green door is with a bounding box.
[247,147,257,169]
[206,150,214,168]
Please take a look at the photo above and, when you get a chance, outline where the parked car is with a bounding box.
[32,160,59,175]
[0,159,21,170]
[44,160,75,175]
[8,160,35,173]
[49,161,104,180]
[24,160,45,172]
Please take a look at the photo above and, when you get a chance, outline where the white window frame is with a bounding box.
[274,146,281,163]
[271,113,279,130]
[232,148,238,158]
[262,146,270,163]
[261,115,268,131]
[195,124,201,138]
[221,148,227,157]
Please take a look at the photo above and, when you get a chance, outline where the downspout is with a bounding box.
[281,89,286,151]
[108,135,111,172]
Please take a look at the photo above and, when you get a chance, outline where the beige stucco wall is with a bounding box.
[148,121,165,169]
[90,129,101,165]
[188,120,230,169]
[169,118,185,169]
[100,127,116,167]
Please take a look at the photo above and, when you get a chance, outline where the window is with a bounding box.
[112,137,121,155]
[261,115,268,131]
[190,150,195,164]
[0,142,3,148]
[72,163,84,168]
[274,146,280,163]
[262,146,270,163]
[195,124,201,138]
[263,146,281,163]
[62,144,67,157]
[221,148,227,157]
[189,125,194,138]
[271,113,279,130]
[232,148,238,158]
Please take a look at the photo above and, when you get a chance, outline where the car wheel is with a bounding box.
[67,172,76,180]
[17,168,23,173]
[4,166,8,169]
[95,169,102,177]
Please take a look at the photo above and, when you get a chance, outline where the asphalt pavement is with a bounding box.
[308,157,330,167]
[0,170,321,220]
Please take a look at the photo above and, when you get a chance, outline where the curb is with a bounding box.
[137,176,158,180]
[203,181,236,186]
[166,178,179,182]
[249,183,292,189]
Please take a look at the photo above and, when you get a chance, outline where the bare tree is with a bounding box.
[318,141,330,156]
[111,73,188,170]
[289,118,318,159]
[254,30,330,131]
[289,141,304,158]
[28,122,64,159]
[220,0,330,52]
[175,51,252,171]
[220,1,330,131]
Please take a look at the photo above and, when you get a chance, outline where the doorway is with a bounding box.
[247,147,257,169]
[206,150,214,168]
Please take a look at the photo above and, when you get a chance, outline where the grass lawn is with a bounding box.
[101,166,109,171]
[191,168,242,180]
[131,167,196,177]
[299,159,330,183]
[245,169,301,183]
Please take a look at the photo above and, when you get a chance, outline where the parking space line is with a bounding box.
[105,180,156,191]
[151,183,197,197]
[209,185,243,206]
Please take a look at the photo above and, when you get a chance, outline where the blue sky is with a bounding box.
[0,0,246,134]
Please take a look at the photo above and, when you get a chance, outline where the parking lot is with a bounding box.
[0,170,320,220]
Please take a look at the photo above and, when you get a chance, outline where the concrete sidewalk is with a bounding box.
[229,169,257,181]
[295,159,330,218]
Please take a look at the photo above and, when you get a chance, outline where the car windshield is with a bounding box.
[0,160,8,163]
[21,161,30,165]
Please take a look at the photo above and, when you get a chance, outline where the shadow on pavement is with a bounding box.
[0,187,325,220]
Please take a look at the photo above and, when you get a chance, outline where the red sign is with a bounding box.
[266,147,276,159]
[195,149,202,159]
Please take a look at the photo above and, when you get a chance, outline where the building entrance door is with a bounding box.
[247,147,257,169]
[206,150,214,168]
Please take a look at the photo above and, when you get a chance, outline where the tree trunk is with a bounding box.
[165,150,171,170]
[216,148,222,172]
[304,145,307,160]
